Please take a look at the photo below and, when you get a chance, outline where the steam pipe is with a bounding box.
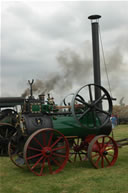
[88,15,102,108]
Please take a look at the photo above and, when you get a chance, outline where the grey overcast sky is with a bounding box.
[1,1,128,104]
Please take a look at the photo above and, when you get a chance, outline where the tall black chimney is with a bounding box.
[88,15,102,107]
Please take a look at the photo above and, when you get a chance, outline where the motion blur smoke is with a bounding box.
[21,41,92,97]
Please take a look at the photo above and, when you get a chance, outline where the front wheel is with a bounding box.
[24,128,69,176]
[88,135,118,168]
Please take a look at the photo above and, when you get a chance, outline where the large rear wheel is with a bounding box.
[24,128,69,176]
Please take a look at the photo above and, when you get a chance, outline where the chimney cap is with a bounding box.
[88,15,101,20]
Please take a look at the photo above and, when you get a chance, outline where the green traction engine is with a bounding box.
[0,15,118,175]
[4,80,117,176]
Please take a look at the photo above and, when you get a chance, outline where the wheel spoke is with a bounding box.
[96,140,101,150]
[95,155,101,167]
[48,132,54,147]
[31,155,44,170]
[78,153,82,161]
[101,156,104,168]
[105,147,114,151]
[104,139,112,148]
[80,151,87,155]
[51,136,63,148]
[48,158,52,174]
[92,153,99,158]
[42,131,46,146]
[51,156,61,167]
[33,137,44,148]
[75,97,89,106]
[40,157,46,176]
[104,155,111,165]
[77,138,79,145]
[107,153,114,157]
[52,146,65,152]
[102,137,105,148]
[28,146,42,152]
[74,152,77,162]
[75,97,84,104]
[88,85,93,102]
[27,152,43,160]
[94,94,106,106]
[68,152,73,163]
[78,108,91,120]
[52,152,66,158]
[73,139,77,146]
[95,107,111,116]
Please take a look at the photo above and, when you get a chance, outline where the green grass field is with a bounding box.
[0,125,128,193]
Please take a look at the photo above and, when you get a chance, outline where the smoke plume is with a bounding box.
[21,41,92,97]
[21,76,61,97]
[21,36,128,105]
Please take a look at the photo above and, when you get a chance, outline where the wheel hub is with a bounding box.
[42,147,52,157]
[103,151,108,156]
[74,145,81,152]
[46,150,51,155]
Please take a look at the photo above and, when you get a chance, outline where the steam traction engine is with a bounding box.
[2,15,119,175]
[0,97,24,155]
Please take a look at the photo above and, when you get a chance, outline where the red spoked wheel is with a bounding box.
[24,128,69,176]
[88,135,118,168]
[8,133,25,168]
[69,138,87,162]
